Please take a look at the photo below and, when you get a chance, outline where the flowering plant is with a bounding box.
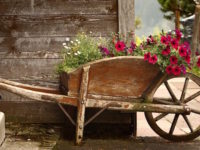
[58,30,199,76]
[98,30,194,76]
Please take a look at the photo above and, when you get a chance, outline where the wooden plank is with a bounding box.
[0,51,61,59]
[0,37,66,53]
[0,100,130,123]
[192,5,200,58]
[118,0,135,40]
[0,58,61,80]
[66,57,160,98]
[0,0,117,15]
[0,15,117,37]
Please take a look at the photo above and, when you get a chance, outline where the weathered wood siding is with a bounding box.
[0,0,135,123]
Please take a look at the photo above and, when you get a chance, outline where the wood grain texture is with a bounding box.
[118,0,135,40]
[66,57,160,99]
[0,58,61,80]
[0,15,117,37]
[0,0,117,15]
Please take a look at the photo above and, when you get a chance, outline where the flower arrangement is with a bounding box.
[58,30,199,76]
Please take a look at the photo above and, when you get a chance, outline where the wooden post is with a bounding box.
[118,0,135,41]
[192,5,200,59]
[75,66,90,145]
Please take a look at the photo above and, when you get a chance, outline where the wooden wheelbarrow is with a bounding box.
[0,56,200,144]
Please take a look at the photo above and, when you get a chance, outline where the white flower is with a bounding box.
[64,46,70,49]
[62,43,66,46]
[65,37,70,41]
[67,52,71,55]
[77,51,81,54]
[74,53,78,56]
[89,31,92,34]
[70,41,74,44]
[77,41,80,44]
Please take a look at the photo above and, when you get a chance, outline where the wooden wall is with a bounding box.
[0,0,135,123]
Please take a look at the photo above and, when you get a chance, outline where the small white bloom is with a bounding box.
[77,41,80,44]
[64,45,69,49]
[74,53,78,56]
[65,37,70,41]
[67,52,71,55]
[62,43,66,46]
[70,41,74,44]
[77,51,81,54]
[89,31,92,34]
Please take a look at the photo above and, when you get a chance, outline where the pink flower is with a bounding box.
[170,56,178,65]
[131,41,136,50]
[144,52,151,61]
[171,38,179,50]
[180,65,186,74]
[127,48,133,54]
[162,46,171,56]
[166,65,173,75]
[179,46,187,57]
[99,46,110,56]
[115,41,126,52]
[161,36,168,45]
[184,55,191,64]
[149,54,158,64]
[166,34,172,42]
[197,58,200,68]
[175,29,182,40]
[172,66,181,76]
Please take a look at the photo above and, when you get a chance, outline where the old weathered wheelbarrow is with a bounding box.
[0,56,200,144]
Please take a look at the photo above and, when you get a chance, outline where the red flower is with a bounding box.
[162,46,171,56]
[166,65,173,75]
[172,66,181,76]
[144,52,151,61]
[115,41,126,52]
[197,57,200,68]
[171,38,179,50]
[175,29,182,40]
[179,46,187,57]
[170,56,178,65]
[166,34,172,42]
[161,36,168,45]
[184,55,191,64]
[149,54,158,64]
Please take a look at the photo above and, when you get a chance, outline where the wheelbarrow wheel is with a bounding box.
[145,73,200,141]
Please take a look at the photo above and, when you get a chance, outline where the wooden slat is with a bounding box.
[118,0,135,40]
[0,58,61,80]
[0,37,66,53]
[0,51,61,59]
[0,15,117,37]
[0,0,117,15]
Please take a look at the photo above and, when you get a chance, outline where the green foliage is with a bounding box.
[57,32,105,72]
[189,66,200,77]
[157,0,195,20]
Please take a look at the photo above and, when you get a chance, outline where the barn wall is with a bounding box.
[0,0,135,123]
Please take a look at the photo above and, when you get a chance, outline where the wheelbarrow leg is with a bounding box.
[76,100,86,145]
[75,66,90,145]
[130,112,137,138]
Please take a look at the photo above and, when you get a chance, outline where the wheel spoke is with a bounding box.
[180,77,189,102]
[164,81,178,103]
[182,115,194,133]
[154,113,168,122]
[184,91,200,103]
[169,114,179,135]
